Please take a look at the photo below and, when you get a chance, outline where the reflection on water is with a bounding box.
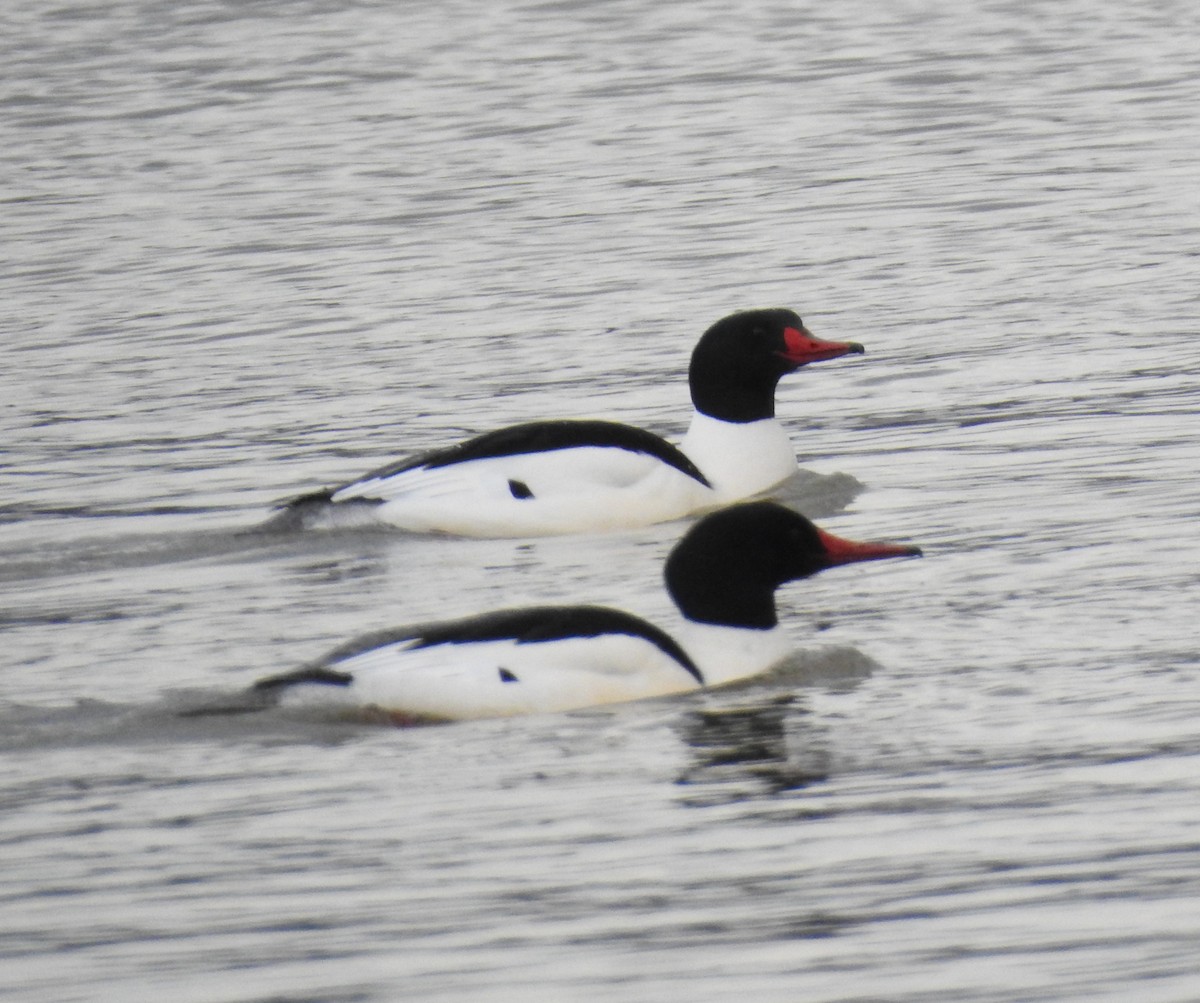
[675,647,873,804]
[676,695,830,805]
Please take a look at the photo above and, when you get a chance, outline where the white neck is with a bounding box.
[681,621,793,687]
[680,412,799,501]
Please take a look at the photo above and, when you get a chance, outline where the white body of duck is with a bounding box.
[268,309,864,537]
[253,502,921,723]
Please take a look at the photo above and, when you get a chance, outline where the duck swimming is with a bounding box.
[253,502,920,723]
[267,309,864,537]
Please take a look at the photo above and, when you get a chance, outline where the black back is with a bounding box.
[350,419,710,488]
[255,605,705,691]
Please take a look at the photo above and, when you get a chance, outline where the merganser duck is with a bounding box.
[252,502,921,723]
[267,309,864,537]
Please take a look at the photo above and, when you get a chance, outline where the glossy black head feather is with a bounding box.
[688,308,809,423]
[664,501,834,629]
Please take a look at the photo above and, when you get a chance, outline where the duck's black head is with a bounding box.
[688,308,865,423]
[664,501,921,629]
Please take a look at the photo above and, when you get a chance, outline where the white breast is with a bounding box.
[679,413,800,501]
[681,621,794,687]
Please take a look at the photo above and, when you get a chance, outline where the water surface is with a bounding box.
[2,0,1198,1000]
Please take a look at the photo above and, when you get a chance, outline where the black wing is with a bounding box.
[260,605,704,688]
[353,419,710,487]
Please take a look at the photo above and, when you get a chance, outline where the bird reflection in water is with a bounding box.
[674,644,874,804]
[674,693,831,806]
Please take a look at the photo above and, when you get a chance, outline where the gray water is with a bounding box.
[3,0,1198,999]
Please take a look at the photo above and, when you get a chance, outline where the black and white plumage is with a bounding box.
[253,502,921,723]
[267,309,865,537]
